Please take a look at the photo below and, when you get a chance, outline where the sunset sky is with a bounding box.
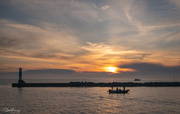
[0,0,180,80]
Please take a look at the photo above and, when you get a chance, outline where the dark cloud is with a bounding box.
[0,48,28,57]
[0,37,19,48]
[69,67,80,69]
[24,69,76,75]
[0,69,113,79]
[0,69,76,79]
[120,62,180,78]
[0,20,43,50]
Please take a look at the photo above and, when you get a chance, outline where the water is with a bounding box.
[0,79,180,114]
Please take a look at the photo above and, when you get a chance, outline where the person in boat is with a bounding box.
[116,87,122,91]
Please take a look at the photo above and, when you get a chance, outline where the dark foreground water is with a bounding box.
[0,79,180,114]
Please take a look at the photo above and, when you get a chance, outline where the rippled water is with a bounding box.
[0,79,180,114]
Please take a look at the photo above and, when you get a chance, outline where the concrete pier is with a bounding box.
[12,82,180,87]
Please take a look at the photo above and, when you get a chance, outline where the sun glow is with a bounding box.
[106,67,117,73]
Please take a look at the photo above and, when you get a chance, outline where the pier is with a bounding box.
[12,81,180,87]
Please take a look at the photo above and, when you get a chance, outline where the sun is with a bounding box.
[106,67,117,73]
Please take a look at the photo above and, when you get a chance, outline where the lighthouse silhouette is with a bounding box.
[18,68,25,83]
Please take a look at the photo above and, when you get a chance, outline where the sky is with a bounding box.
[0,0,180,80]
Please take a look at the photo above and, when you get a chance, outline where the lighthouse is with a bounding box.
[19,68,22,81]
[18,68,25,83]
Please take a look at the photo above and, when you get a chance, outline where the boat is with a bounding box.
[134,78,141,81]
[108,86,130,94]
[108,89,129,93]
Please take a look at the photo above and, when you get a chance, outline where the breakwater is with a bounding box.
[12,81,180,87]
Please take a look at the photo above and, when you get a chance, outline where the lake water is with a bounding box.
[0,79,180,114]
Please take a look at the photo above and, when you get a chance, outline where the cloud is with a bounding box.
[101,5,110,10]
[0,68,77,79]
[104,0,180,38]
[1,0,107,43]
[24,69,76,74]
[81,42,150,58]
[120,62,180,76]
[80,42,151,70]
[0,19,80,58]
[10,0,102,26]
[169,0,180,9]
[0,19,86,72]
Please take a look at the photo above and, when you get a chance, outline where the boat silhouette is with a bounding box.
[108,86,130,94]
[134,78,141,81]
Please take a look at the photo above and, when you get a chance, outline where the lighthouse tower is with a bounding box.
[19,68,22,81]
[18,68,25,83]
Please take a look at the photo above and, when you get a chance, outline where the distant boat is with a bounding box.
[134,78,141,81]
[108,86,130,94]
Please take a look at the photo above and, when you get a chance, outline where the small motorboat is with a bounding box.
[108,89,129,93]
[134,78,141,81]
[108,86,130,94]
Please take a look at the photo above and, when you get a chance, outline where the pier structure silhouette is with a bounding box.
[12,68,180,87]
